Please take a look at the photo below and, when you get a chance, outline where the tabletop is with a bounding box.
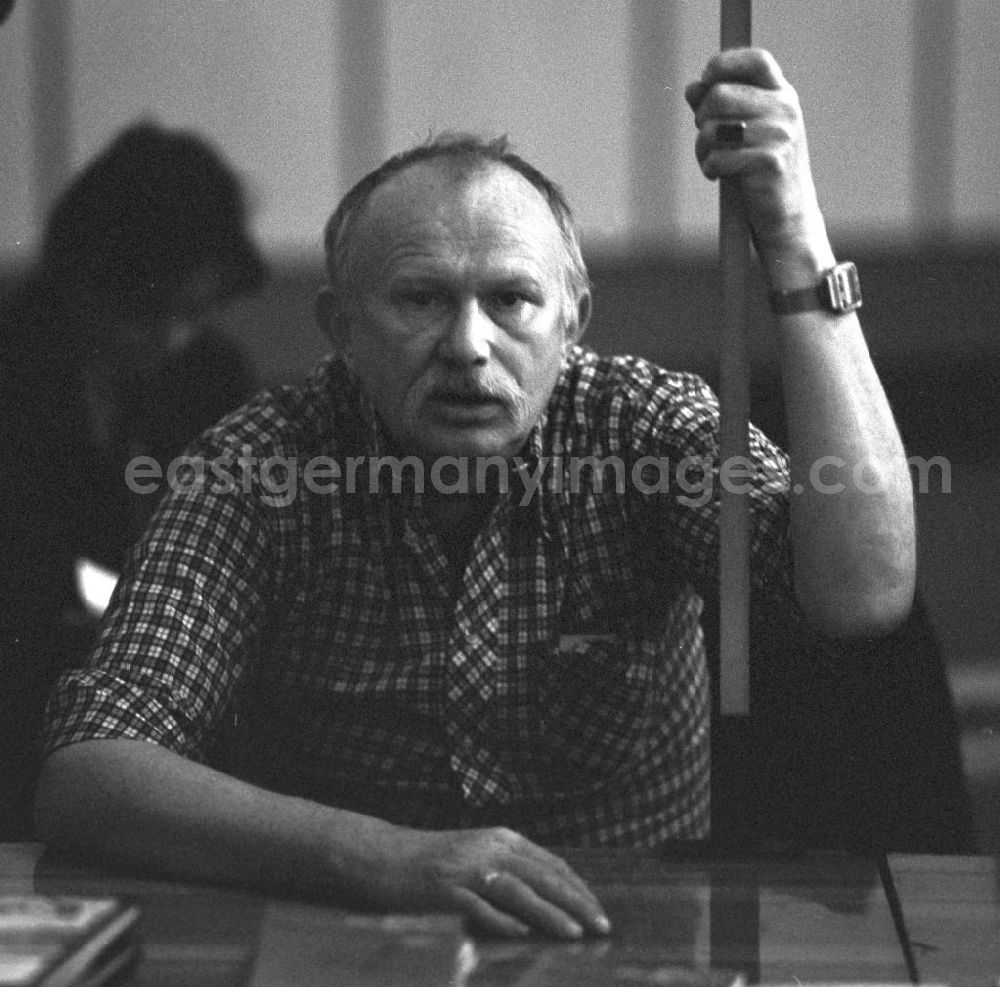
[1,843,997,986]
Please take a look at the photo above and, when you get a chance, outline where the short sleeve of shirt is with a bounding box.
[572,353,794,605]
[40,437,275,761]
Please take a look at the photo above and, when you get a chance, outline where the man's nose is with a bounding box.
[438,299,492,365]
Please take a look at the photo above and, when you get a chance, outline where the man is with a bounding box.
[35,50,915,939]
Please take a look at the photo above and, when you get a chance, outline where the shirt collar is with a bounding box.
[323,355,397,474]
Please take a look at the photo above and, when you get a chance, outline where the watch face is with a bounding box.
[826,262,862,312]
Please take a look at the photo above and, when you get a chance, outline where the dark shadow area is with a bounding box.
[0,123,264,840]
[705,592,976,854]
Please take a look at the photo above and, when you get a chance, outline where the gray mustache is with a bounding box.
[420,374,532,420]
[428,386,507,402]
[425,373,516,402]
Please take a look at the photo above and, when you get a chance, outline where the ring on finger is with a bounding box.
[481,870,502,891]
[716,119,747,144]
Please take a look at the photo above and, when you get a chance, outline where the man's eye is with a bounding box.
[492,291,529,309]
[405,290,439,307]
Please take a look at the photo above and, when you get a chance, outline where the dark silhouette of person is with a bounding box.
[1,122,265,837]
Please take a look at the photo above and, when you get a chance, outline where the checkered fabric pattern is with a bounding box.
[43,346,793,847]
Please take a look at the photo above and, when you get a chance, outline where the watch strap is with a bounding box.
[768,261,862,315]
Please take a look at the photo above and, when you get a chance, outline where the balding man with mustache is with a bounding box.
[37,49,915,940]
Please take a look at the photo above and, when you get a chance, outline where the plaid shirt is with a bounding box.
[43,346,792,847]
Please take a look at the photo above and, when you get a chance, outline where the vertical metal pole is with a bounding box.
[336,0,387,186]
[710,15,761,975]
[718,0,752,717]
[911,0,957,243]
[29,0,73,229]
[628,0,683,244]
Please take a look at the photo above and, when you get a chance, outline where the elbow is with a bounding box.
[33,749,77,846]
[33,744,109,850]
[794,554,916,639]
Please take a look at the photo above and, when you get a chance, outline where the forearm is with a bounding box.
[33,739,609,939]
[34,739,392,903]
[774,251,916,636]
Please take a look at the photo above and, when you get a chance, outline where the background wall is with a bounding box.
[2,0,998,847]
[3,1,999,268]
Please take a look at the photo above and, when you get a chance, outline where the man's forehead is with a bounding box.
[356,159,561,247]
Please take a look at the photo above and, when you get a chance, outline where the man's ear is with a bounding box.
[566,289,592,345]
[315,286,351,354]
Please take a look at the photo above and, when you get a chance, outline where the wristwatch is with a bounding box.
[768,261,862,315]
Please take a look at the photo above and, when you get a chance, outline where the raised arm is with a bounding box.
[685,47,916,637]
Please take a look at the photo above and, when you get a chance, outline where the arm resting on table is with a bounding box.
[35,740,389,897]
[34,740,608,940]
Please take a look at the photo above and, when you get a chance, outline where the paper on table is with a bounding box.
[0,895,140,987]
[247,902,471,987]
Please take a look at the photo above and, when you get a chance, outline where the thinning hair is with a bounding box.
[322,133,591,319]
